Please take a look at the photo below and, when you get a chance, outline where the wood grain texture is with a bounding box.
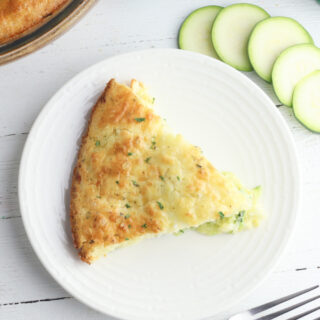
[0,0,320,319]
[0,134,26,219]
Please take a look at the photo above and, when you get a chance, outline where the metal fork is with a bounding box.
[229,285,320,320]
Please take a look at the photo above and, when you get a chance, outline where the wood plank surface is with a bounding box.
[1,0,320,319]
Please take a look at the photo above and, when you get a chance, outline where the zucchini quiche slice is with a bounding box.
[0,0,68,44]
[70,79,263,263]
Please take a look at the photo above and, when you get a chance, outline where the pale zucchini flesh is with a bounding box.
[178,6,222,59]
[248,17,313,82]
[293,70,320,133]
[211,3,269,71]
[272,44,320,107]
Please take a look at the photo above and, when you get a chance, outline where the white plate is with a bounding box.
[19,49,301,320]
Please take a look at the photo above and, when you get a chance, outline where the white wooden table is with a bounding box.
[1,0,320,319]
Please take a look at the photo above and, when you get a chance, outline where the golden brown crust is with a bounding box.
[70,81,112,262]
[0,0,68,44]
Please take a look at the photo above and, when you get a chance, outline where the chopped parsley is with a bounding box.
[128,152,133,156]
[96,195,101,199]
[125,238,129,241]
[177,176,180,181]
[145,157,151,163]
[125,214,130,219]
[160,175,165,181]
[125,204,131,208]
[132,180,139,187]
[219,211,225,219]
[157,201,164,210]
[116,180,119,184]
[142,223,147,228]
[196,164,202,168]
[95,140,100,146]
[150,138,156,150]
[152,97,155,103]
[236,210,246,224]
[128,224,132,228]
[134,117,145,122]
[179,229,184,233]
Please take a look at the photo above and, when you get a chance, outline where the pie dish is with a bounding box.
[0,0,68,44]
[0,0,95,65]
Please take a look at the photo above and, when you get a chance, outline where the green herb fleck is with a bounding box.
[150,138,156,150]
[132,180,139,187]
[236,210,245,224]
[157,201,164,210]
[145,157,151,163]
[196,164,202,168]
[128,224,132,228]
[177,176,180,181]
[125,204,131,208]
[152,97,155,103]
[96,195,101,199]
[219,211,224,219]
[135,117,146,122]
[125,214,130,219]
[116,180,119,184]
[179,229,184,233]
[125,238,129,241]
[160,175,165,181]
[128,152,133,156]
[142,223,147,228]
[95,140,100,146]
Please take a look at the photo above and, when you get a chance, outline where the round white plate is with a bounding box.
[19,49,301,320]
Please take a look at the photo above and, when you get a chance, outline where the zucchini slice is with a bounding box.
[212,3,269,71]
[293,70,320,132]
[272,44,320,107]
[248,17,313,82]
[178,6,222,59]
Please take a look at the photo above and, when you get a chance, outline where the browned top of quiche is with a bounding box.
[0,0,68,44]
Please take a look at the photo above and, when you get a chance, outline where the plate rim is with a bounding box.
[18,48,301,320]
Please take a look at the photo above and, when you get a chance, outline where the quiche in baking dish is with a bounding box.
[0,0,68,44]
[70,79,263,263]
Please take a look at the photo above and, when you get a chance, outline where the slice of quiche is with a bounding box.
[70,79,263,263]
